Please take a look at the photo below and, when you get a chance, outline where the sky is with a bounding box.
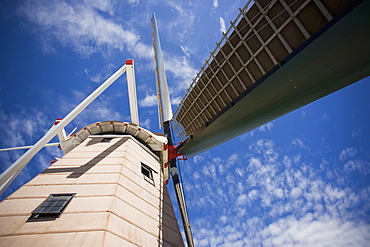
[0,0,369,246]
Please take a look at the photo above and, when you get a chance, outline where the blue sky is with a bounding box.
[0,0,369,246]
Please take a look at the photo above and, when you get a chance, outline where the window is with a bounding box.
[141,162,159,186]
[101,138,113,143]
[141,162,153,180]
[29,193,75,220]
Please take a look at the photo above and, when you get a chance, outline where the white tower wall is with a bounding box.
[0,134,184,246]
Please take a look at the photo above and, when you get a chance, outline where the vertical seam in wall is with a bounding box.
[158,161,164,246]
[101,230,107,247]
[106,137,126,246]
[145,183,150,247]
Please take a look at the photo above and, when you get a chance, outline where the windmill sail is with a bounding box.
[173,0,370,157]
[151,13,194,247]
[151,13,173,126]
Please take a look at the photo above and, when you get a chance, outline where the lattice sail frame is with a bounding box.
[173,0,355,141]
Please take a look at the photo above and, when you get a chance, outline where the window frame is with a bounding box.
[29,193,76,220]
[141,162,157,185]
[101,138,113,143]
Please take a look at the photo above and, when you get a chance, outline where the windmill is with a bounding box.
[0,0,369,246]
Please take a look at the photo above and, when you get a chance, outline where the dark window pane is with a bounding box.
[43,201,56,207]
[101,138,113,142]
[141,162,154,182]
[38,206,49,213]
[48,206,63,213]
[55,200,67,207]
[30,193,75,220]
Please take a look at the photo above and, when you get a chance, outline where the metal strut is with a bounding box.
[164,122,194,247]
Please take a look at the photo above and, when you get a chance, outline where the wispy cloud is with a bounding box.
[85,63,116,83]
[290,138,311,152]
[18,0,151,59]
[139,94,157,107]
[139,118,151,129]
[339,147,357,162]
[213,0,219,9]
[0,108,49,148]
[164,54,197,91]
[16,0,199,104]
[352,128,363,137]
[57,89,124,126]
[171,96,182,105]
[219,17,226,33]
[258,122,273,132]
[139,92,186,108]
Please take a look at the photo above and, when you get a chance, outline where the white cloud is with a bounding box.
[202,163,216,178]
[220,215,227,223]
[17,0,197,106]
[139,94,157,107]
[344,160,370,175]
[57,90,124,126]
[133,42,153,60]
[84,0,114,15]
[18,0,150,59]
[352,128,363,137]
[291,187,302,198]
[339,147,357,162]
[261,215,370,247]
[0,108,49,148]
[139,118,151,129]
[164,54,197,91]
[213,0,219,8]
[193,154,205,164]
[127,0,139,5]
[85,63,116,83]
[258,122,273,132]
[193,215,370,246]
[180,45,191,57]
[248,189,258,200]
[235,167,244,177]
[171,96,182,105]
[219,17,226,33]
[227,153,239,165]
[290,138,311,152]
[187,137,370,246]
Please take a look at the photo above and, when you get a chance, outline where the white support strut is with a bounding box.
[126,59,139,126]
[0,143,60,152]
[54,118,67,142]
[0,63,128,195]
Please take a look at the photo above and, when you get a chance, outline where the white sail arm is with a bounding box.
[151,13,173,125]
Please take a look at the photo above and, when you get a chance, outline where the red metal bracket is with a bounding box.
[54,118,63,125]
[168,145,187,161]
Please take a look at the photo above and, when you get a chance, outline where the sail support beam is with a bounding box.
[0,63,129,195]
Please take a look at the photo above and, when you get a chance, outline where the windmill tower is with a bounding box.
[1,0,370,246]
[0,120,184,246]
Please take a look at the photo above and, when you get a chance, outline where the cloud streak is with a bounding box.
[219,17,226,33]
[18,0,150,59]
